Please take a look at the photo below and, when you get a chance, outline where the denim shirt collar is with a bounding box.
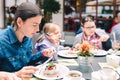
[8,26,28,44]
[8,26,19,44]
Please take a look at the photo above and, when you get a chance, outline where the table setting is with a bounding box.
[31,51,120,80]
[31,38,120,80]
[32,60,86,80]
[34,62,70,80]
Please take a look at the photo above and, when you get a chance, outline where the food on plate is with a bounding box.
[34,63,70,80]
[89,45,99,54]
[63,47,77,54]
[68,70,82,80]
[69,72,80,77]
[90,49,107,55]
[108,49,120,55]
[58,50,78,58]
[44,61,59,77]
[67,50,77,54]
[61,50,77,56]
[90,49,98,54]
[63,50,78,57]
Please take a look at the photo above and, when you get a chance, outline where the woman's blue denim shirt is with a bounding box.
[0,26,43,72]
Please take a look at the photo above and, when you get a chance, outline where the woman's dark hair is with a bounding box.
[81,15,95,26]
[14,2,42,26]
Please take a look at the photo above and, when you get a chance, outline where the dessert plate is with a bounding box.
[34,63,69,80]
[58,50,78,58]
[90,49,108,56]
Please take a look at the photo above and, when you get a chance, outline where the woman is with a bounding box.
[35,23,68,61]
[0,2,54,80]
[73,15,111,50]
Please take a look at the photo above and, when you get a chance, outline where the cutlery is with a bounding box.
[36,56,53,74]
[60,39,65,43]
[37,47,56,68]
[37,56,53,68]
[114,70,120,78]
[43,56,53,65]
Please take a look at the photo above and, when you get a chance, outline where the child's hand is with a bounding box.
[100,35,109,42]
[64,47,71,50]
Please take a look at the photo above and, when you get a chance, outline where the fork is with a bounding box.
[37,56,53,74]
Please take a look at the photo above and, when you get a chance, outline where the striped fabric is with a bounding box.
[82,33,102,49]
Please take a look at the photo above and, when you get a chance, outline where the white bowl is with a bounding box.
[67,70,82,80]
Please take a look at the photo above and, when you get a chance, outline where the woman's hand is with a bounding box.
[42,48,55,57]
[15,66,38,80]
[0,71,21,80]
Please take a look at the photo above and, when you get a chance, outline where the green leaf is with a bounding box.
[48,61,54,67]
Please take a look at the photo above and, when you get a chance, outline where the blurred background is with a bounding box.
[0,0,120,46]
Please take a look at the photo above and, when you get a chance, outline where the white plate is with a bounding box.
[90,49,108,56]
[34,63,70,80]
[58,50,78,58]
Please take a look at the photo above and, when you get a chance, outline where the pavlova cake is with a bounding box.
[44,61,59,77]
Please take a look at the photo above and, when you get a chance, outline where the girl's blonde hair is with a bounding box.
[36,23,60,43]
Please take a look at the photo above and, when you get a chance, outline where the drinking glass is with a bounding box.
[110,32,120,50]
[112,40,120,50]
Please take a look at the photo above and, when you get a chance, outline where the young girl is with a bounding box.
[73,15,111,50]
[35,23,69,61]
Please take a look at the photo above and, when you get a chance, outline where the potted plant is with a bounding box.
[77,41,93,73]
[42,0,61,22]
[77,41,92,57]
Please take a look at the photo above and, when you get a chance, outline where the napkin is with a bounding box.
[58,59,79,66]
